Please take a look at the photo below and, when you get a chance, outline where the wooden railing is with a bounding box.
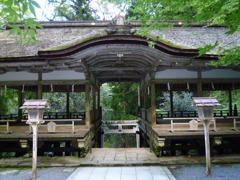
[0,111,85,120]
[0,119,83,134]
[156,110,239,119]
[163,117,218,132]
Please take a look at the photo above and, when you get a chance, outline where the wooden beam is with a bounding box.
[104,129,137,134]
[90,67,151,71]
[152,79,240,84]
[0,80,88,86]
[98,75,144,79]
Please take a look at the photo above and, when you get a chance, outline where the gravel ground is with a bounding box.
[1,164,240,180]
[169,164,240,180]
[0,167,75,180]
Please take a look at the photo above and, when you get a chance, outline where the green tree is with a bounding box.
[157,91,196,112]
[101,82,138,120]
[106,0,240,66]
[47,0,97,20]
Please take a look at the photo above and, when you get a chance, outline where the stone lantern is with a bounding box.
[192,97,221,177]
[20,99,49,179]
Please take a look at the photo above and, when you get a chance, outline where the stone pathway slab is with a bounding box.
[82,148,160,165]
[67,166,176,180]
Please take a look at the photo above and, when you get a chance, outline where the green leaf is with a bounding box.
[198,41,219,57]
[29,0,41,8]
[22,2,28,13]
[29,3,36,17]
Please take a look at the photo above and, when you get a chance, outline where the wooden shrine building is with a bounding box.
[0,17,240,156]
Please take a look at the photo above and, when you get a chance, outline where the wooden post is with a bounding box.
[138,85,141,107]
[92,88,96,110]
[92,87,96,121]
[170,90,174,117]
[144,87,148,120]
[151,83,156,125]
[97,87,100,109]
[197,82,203,97]
[37,72,42,99]
[101,133,104,148]
[17,89,23,123]
[136,126,140,148]
[66,91,70,119]
[228,89,233,116]
[85,84,90,126]
[197,70,203,97]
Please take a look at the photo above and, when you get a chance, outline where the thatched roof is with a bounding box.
[0,21,239,58]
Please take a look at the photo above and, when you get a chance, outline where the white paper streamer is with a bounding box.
[22,85,25,93]
[167,83,171,91]
[187,83,190,91]
[72,84,75,92]
[211,82,215,90]
[51,84,54,92]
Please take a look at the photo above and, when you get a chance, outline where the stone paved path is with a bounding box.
[67,166,176,180]
[82,148,160,165]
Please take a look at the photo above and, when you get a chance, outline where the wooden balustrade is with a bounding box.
[0,112,85,120]
[156,110,239,119]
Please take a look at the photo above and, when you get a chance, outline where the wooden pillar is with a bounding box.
[144,87,148,109]
[97,87,100,109]
[17,89,23,123]
[197,70,203,97]
[92,87,96,121]
[170,90,174,117]
[197,82,203,97]
[37,72,42,99]
[151,83,156,125]
[66,91,70,119]
[85,83,90,126]
[229,89,233,116]
[138,85,141,107]
[92,88,96,110]
[144,87,148,120]
[101,133,104,148]
[136,125,140,148]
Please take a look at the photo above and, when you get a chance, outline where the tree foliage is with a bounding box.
[157,91,196,112]
[0,0,43,44]
[106,0,240,66]
[101,82,138,120]
[47,0,97,21]
[43,92,85,112]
